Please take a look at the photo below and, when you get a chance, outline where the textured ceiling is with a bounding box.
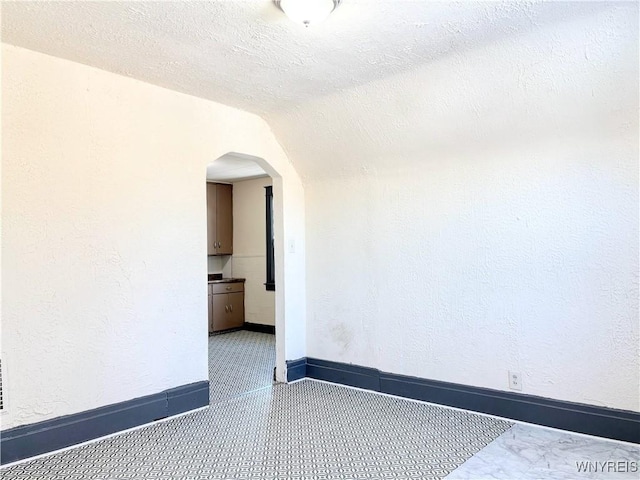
[3,1,633,183]
[1,1,610,117]
[266,3,637,181]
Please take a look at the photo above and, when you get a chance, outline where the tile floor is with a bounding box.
[1,330,638,479]
[207,330,276,404]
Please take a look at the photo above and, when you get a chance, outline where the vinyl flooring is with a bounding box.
[2,331,638,479]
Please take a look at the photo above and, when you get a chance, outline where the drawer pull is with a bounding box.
[226,286,232,290]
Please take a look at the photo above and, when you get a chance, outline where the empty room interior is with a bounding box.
[1,1,639,479]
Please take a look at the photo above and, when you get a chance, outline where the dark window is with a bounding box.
[265,186,275,291]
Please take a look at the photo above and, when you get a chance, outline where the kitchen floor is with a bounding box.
[2,331,638,479]
[208,330,276,404]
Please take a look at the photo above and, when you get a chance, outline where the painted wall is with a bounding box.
[285,7,639,411]
[231,177,275,326]
[207,255,231,277]
[1,44,305,430]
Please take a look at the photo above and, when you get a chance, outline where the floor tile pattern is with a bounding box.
[1,380,512,480]
[1,330,512,479]
[2,330,637,479]
[207,331,275,403]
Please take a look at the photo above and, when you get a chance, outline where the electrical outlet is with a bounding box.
[509,371,522,391]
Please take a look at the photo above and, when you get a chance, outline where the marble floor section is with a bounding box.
[1,329,638,479]
[445,422,640,480]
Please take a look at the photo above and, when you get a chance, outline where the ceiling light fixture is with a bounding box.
[275,0,341,27]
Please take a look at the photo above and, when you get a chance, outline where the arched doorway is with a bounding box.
[205,152,286,395]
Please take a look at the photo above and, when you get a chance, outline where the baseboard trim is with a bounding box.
[0,380,209,465]
[379,372,639,444]
[286,358,307,382]
[243,323,276,335]
[289,357,639,444]
[307,358,380,391]
[166,381,210,417]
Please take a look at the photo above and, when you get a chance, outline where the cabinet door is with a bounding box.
[211,294,234,332]
[216,183,233,255]
[228,291,245,328]
[206,183,217,255]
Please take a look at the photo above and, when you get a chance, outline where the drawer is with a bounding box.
[210,282,244,294]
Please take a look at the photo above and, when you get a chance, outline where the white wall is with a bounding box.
[230,177,275,326]
[207,255,231,277]
[1,44,305,430]
[293,7,639,411]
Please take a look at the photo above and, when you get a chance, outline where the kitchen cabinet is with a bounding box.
[207,182,233,256]
[208,281,245,333]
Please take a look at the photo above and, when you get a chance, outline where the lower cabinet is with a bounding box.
[208,281,245,333]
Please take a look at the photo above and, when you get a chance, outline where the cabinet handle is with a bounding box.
[216,241,220,248]
[229,304,233,312]
[219,242,222,248]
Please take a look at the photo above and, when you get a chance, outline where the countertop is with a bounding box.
[207,277,245,284]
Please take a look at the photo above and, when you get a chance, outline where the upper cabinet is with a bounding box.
[207,182,233,256]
